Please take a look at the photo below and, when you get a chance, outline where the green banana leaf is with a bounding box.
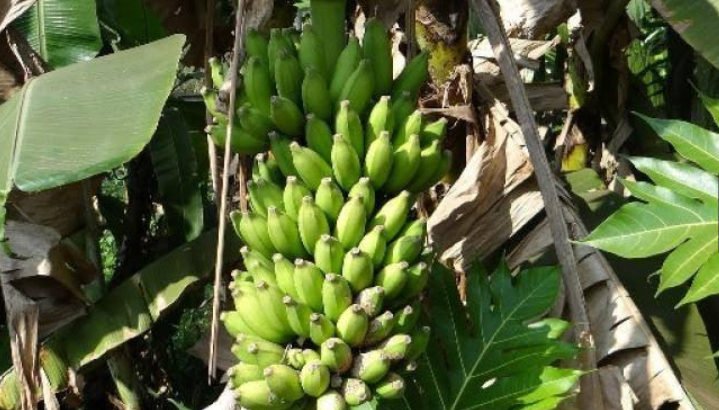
[383,263,580,410]
[582,112,719,305]
[149,107,204,242]
[0,228,241,409]
[13,0,102,67]
[0,34,185,240]
[651,0,719,70]
[97,0,165,47]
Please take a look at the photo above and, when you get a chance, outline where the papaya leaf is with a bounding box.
[13,0,102,67]
[384,263,579,410]
[149,107,204,242]
[582,113,719,305]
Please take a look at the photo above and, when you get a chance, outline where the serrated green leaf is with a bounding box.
[635,113,719,173]
[385,263,578,410]
[14,0,102,67]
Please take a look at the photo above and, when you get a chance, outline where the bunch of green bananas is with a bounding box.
[206,1,451,408]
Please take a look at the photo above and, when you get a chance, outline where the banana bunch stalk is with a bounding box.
[209,2,449,408]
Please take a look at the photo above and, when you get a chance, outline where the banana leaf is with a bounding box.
[0,228,241,409]
[13,0,102,67]
[0,34,185,240]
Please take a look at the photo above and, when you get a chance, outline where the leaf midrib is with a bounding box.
[449,276,552,410]
[36,0,48,60]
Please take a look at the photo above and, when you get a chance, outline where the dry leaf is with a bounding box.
[0,0,35,33]
[497,0,576,39]
[188,327,236,373]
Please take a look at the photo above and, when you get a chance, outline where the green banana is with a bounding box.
[399,218,427,238]
[330,36,362,102]
[275,50,304,106]
[269,132,298,177]
[286,348,306,369]
[363,131,393,189]
[320,338,353,373]
[366,96,393,147]
[338,59,374,115]
[255,281,294,335]
[375,261,410,300]
[309,313,336,345]
[374,373,405,400]
[235,380,283,409]
[238,103,274,141]
[305,114,334,163]
[315,178,345,223]
[420,117,448,145]
[383,134,421,193]
[248,178,284,217]
[355,286,385,318]
[336,304,369,347]
[392,51,429,100]
[378,334,411,361]
[221,311,254,338]
[300,362,331,397]
[347,177,375,215]
[208,121,268,154]
[350,350,390,384]
[362,18,393,96]
[283,296,312,338]
[400,262,429,301]
[390,91,415,132]
[244,56,273,115]
[302,69,333,121]
[406,140,443,193]
[241,245,273,272]
[264,364,305,401]
[228,362,264,388]
[201,86,224,119]
[284,176,312,221]
[274,253,300,299]
[290,142,333,190]
[298,196,330,254]
[294,259,325,311]
[309,0,347,74]
[384,235,423,265]
[317,390,347,410]
[245,29,269,68]
[394,110,422,147]
[299,23,327,78]
[208,58,225,89]
[335,100,364,159]
[268,28,294,79]
[362,311,395,346]
[357,225,387,269]
[369,191,413,241]
[331,133,361,191]
[271,96,305,137]
[322,273,352,321]
[246,259,277,286]
[393,302,420,334]
[422,149,452,191]
[232,333,287,366]
[233,290,292,342]
[231,210,276,258]
[341,248,374,292]
[267,206,307,259]
[406,326,430,361]
[341,378,371,406]
[253,153,284,186]
[303,349,321,364]
[335,196,366,250]
[314,234,344,274]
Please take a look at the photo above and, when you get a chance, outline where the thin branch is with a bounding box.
[470,0,602,407]
[208,0,246,381]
